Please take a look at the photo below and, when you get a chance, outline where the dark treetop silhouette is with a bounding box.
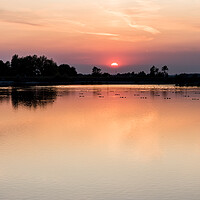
[0,54,200,86]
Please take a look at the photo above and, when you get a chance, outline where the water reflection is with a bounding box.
[0,85,200,110]
[0,88,10,103]
[0,87,57,109]
[0,85,200,200]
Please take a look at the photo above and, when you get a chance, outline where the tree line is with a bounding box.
[0,54,200,86]
[0,54,169,78]
[92,65,169,78]
[0,55,77,77]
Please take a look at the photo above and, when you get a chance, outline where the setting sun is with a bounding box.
[111,63,119,67]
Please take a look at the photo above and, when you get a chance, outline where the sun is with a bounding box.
[111,62,119,67]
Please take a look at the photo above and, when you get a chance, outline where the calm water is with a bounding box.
[0,85,200,200]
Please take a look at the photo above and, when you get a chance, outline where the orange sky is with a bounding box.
[0,0,200,73]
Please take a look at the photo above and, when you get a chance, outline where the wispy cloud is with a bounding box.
[1,19,43,27]
[65,20,85,27]
[124,18,160,34]
[78,30,153,43]
[0,9,85,28]
[105,9,160,35]
[110,35,154,42]
[133,0,161,12]
[0,9,42,27]
[78,31,119,37]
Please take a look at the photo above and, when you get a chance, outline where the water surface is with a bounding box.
[0,85,200,200]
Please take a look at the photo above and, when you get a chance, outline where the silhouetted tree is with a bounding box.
[150,66,159,77]
[102,72,110,77]
[11,54,20,76]
[4,61,10,68]
[19,55,38,76]
[58,64,77,76]
[92,67,101,76]
[131,72,135,76]
[137,71,146,77]
[38,56,58,76]
[0,60,10,76]
[10,55,59,77]
[162,65,169,77]
[71,67,78,76]
[157,72,164,77]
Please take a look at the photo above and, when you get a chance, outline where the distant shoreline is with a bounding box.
[0,80,199,87]
[1,55,200,87]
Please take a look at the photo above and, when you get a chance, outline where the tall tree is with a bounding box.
[92,67,101,76]
[0,60,10,76]
[150,66,159,77]
[162,65,169,77]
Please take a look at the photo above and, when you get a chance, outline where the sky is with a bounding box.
[0,0,200,74]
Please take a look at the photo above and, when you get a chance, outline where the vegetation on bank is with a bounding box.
[0,55,200,86]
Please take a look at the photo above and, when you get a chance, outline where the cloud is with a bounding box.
[1,19,43,27]
[0,9,85,28]
[124,18,160,34]
[0,9,42,27]
[78,31,119,37]
[133,0,161,12]
[110,35,154,43]
[105,9,160,34]
[65,20,85,27]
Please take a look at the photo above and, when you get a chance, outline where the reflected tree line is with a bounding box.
[0,86,197,109]
[0,87,57,109]
[0,54,200,86]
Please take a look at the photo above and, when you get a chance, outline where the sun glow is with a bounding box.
[111,63,119,67]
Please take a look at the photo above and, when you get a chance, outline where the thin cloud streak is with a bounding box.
[111,36,154,42]
[0,9,86,28]
[78,31,119,37]
[0,9,42,27]
[65,20,85,27]
[0,19,43,27]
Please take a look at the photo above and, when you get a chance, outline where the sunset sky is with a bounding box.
[0,0,200,73]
